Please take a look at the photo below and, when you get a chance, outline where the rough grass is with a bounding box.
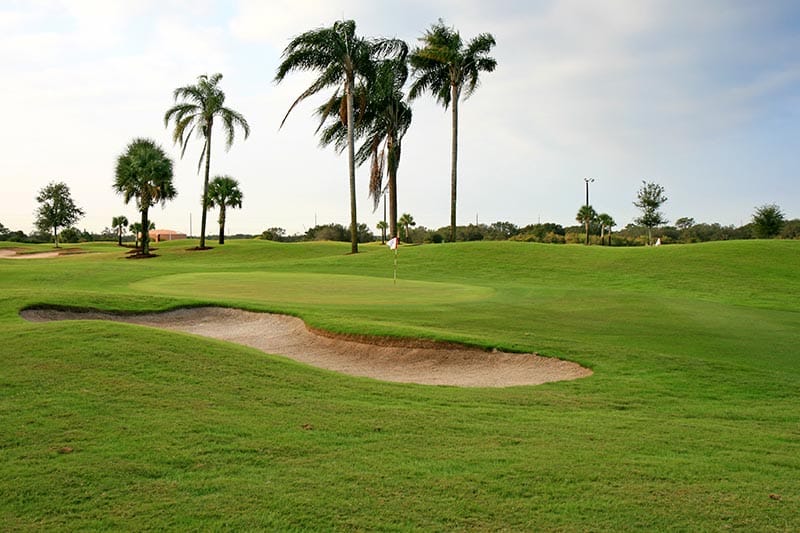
[1,238,798,530]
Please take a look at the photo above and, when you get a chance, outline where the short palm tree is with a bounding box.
[113,138,176,256]
[576,205,598,246]
[275,19,403,254]
[376,220,388,244]
[399,212,416,242]
[129,221,155,249]
[164,73,250,249]
[597,213,616,246]
[207,175,243,245]
[409,19,496,242]
[111,215,129,246]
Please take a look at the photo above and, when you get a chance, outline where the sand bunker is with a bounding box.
[0,248,73,259]
[21,307,592,387]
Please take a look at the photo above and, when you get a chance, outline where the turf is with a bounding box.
[1,239,798,530]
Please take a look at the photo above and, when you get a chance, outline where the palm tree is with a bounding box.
[164,73,250,250]
[597,213,616,246]
[576,205,598,246]
[409,19,496,243]
[318,47,413,240]
[129,221,155,249]
[113,138,176,256]
[207,175,243,245]
[112,215,129,246]
[376,220,388,244]
[275,20,403,254]
[399,212,416,242]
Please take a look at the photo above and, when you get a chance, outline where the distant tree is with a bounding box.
[779,219,800,239]
[34,181,85,248]
[751,204,785,238]
[675,217,695,230]
[487,221,519,240]
[112,215,129,246]
[576,205,597,245]
[376,220,388,244]
[0,222,8,239]
[597,213,616,246]
[409,19,497,243]
[633,181,668,245]
[114,138,176,256]
[164,73,250,250]
[261,227,286,241]
[399,213,416,242]
[59,227,82,244]
[207,175,243,245]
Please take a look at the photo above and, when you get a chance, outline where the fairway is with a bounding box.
[131,271,494,306]
[1,239,799,531]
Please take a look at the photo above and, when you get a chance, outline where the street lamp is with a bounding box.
[584,177,595,207]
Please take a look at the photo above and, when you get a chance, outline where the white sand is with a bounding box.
[21,307,592,388]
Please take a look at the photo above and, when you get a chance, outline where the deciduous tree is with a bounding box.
[34,181,84,248]
[633,181,668,245]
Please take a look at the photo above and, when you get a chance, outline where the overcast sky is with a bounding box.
[1,0,798,236]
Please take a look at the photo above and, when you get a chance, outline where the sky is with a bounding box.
[1,0,798,237]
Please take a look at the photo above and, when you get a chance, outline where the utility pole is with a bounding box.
[584,177,595,207]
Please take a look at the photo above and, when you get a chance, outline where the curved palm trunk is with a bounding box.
[200,127,212,249]
[450,83,459,243]
[218,205,226,245]
[346,75,358,254]
[141,208,150,255]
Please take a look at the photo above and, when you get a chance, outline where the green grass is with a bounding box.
[1,238,798,530]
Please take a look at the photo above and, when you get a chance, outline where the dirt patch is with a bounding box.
[20,307,592,387]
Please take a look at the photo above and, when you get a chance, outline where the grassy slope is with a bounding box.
[1,239,798,530]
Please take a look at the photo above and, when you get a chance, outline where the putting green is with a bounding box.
[131,271,494,306]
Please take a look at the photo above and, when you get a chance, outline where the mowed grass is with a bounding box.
[1,239,798,530]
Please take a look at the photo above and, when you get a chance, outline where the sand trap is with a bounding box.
[0,248,72,259]
[21,307,592,387]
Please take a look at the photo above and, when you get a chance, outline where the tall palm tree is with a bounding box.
[275,19,403,254]
[207,175,243,245]
[113,138,176,256]
[576,205,598,246]
[597,213,616,246]
[112,215,128,246]
[316,50,412,241]
[409,19,496,243]
[399,212,416,242]
[164,73,250,249]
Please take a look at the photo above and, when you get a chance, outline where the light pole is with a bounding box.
[584,177,595,207]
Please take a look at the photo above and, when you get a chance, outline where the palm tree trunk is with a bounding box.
[346,75,358,254]
[450,83,459,243]
[388,137,399,240]
[141,209,150,255]
[118,227,123,246]
[219,206,226,245]
[200,127,212,249]
[585,221,590,245]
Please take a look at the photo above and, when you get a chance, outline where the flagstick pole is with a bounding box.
[393,245,398,285]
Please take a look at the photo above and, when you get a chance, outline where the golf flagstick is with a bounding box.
[387,236,399,285]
